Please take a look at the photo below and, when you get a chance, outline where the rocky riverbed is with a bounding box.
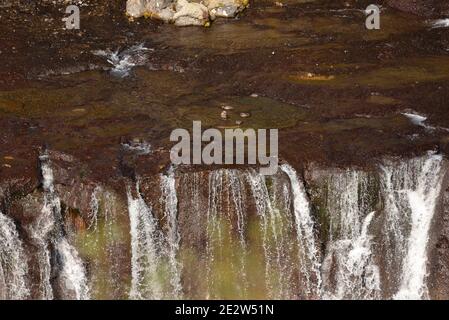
[1,0,449,299]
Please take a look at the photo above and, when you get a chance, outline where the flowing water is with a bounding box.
[127,180,164,299]
[321,170,381,300]
[380,153,445,300]
[160,168,183,298]
[0,154,447,299]
[30,153,90,300]
[0,211,29,300]
[280,164,322,298]
[127,170,182,299]
[2,0,449,301]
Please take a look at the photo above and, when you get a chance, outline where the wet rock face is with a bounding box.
[126,0,247,25]
[387,0,449,18]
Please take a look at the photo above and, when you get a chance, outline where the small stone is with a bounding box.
[222,105,234,110]
[2,164,11,168]
[240,112,250,118]
[221,110,229,120]
[235,120,243,125]
[3,156,14,160]
[250,93,258,98]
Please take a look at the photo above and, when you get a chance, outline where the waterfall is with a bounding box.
[2,147,448,299]
[280,164,322,298]
[127,169,182,299]
[205,170,249,298]
[0,211,29,300]
[127,181,163,299]
[160,168,183,298]
[245,169,304,299]
[36,153,90,300]
[380,153,445,300]
[29,155,56,299]
[56,238,91,300]
[246,170,284,298]
[84,187,127,299]
[321,170,381,300]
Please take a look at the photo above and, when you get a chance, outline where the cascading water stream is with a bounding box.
[160,168,183,298]
[1,150,447,300]
[321,170,381,300]
[127,160,448,300]
[380,153,445,300]
[245,170,289,298]
[280,164,322,298]
[205,170,250,298]
[127,180,163,299]
[127,169,182,299]
[36,153,90,300]
[0,211,29,300]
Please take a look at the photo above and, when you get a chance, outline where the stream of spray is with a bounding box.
[321,170,381,300]
[35,153,90,300]
[0,211,29,299]
[381,153,445,300]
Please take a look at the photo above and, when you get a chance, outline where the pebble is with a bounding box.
[221,105,233,110]
[235,120,243,125]
[239,112,251,118]
[221,110,229,120]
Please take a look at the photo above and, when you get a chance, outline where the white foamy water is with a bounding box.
[128,170,182,300]
[321,170,381,300]
[402,112,449,132]
[36,153,90,300]
[381,154,445,300]
[93,43,152,78]
[246,169,303,299]
[160,168,183,298]
[57,239,90,300]
[121,140,152,155]
[127,181,163,300]
[432,18,449,28]
[0,211,29,300]
[402,112,428,127]
[280,164,322,298]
